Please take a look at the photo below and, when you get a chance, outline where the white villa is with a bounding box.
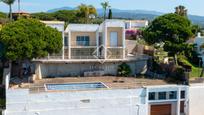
[33,20,148,79]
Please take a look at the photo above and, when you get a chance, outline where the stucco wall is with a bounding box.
[107,27,123,47]
[189,84,204,115]
[5,88,148,115]
[70,32,97,46]
[39,60,147,77]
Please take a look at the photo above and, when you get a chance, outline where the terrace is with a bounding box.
[9,76,169,93]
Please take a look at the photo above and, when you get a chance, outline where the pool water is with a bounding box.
[46,82,107,91]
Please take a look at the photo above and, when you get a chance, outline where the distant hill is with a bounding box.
[47,7,204,28]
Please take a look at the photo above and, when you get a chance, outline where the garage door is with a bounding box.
[151,104,171,115]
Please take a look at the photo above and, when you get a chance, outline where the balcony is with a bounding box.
[107,48,124,59]
[71,48,97,59]
[71,41,97,48]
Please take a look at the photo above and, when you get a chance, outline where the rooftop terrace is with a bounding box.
[10,76,170,93]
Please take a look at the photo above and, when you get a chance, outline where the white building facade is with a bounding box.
[3,85,189,115]
[33,20,148,78]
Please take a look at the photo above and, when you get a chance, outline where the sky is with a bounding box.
[0,0,204,16]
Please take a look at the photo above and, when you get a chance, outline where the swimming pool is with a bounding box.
[45,82,108,91]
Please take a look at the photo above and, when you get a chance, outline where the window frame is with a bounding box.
[158,92,167,100]
[76,36,90,46]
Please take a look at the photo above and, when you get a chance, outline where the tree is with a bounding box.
[0,19,62,61]
[117,63,132,77]
[31,12,56,21]
[0,12,6,19]
[143,13,193,64]
[101,1,110,20]
[53,10,76,23]
[1,0,15,20]
[76,4,97,24]
[108,9,112,19]
[175,5,187,17]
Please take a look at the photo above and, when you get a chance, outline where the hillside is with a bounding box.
[46,7,204,28]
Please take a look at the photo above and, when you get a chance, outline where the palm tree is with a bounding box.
[175,5,187,17]
[101,1,110,20]
[77,4,97,23]
[1,0,16,20]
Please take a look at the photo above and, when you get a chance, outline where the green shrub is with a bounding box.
[117,63,132,77]
[0,99,5,107]
[168,66,185,82]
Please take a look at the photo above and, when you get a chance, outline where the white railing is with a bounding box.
[71,56,97,59]
[71,41,97,47]
[107,55,123,59]
[49,56,63,59]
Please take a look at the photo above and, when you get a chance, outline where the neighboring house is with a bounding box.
[194,33,204,66]
[34,20,148,79]
[125,20,149,30]
[124,20,148,39]
[12,11,30,20]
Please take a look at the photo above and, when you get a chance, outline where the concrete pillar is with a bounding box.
[62,31,65,60]
[145,88,149,115]
[68,31,71,59]
[177,87,181,115]
[3,62,11,89]
[96,29,99,57]
[104,23,107,59]
[185,87,189,115]
[122,26,126,59]
[35,63,42,80]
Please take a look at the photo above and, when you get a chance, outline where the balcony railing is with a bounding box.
[71,56,97,59]
[107,55,123,59]
[71,41,97,47]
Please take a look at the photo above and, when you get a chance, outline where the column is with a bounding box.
[68,31,71,59]
[177,87,181,115]
[96,29,99,57]
[104,24,107,59]
[123,26,126,59]
[35,63,42,80]
[62,31,65,60]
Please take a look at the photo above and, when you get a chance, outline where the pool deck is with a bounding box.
[10,76,171,93]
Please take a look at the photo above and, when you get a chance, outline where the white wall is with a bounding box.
[189,84,204,115]
[5,88,148,115]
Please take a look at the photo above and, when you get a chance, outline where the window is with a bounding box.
[181,91,185,99]
[64,36,68,46]
[110,32,118,47]
[76,36,90,46]
[149,92,156,100]
[159,92,166,100]
[169,91,177,99]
